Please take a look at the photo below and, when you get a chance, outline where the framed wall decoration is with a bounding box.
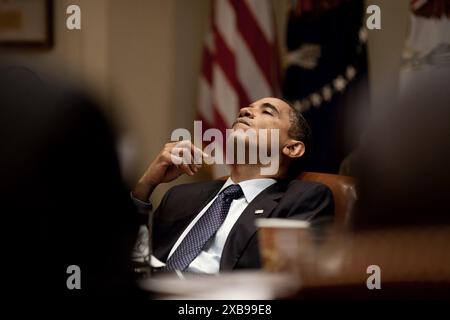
[0,0,53,48]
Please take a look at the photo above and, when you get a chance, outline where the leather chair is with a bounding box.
[298,172,357,226]
[221,172,358,226]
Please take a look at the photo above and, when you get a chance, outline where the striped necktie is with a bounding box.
[165,184,243,271]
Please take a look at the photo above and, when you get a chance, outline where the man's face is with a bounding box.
[231,97,292,146]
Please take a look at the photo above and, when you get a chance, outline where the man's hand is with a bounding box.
[132,141,206,202]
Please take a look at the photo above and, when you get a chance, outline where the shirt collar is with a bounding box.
[219,177,277,203]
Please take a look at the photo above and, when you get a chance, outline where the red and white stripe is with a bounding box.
[411,0,428,11]
[197,0,280,177]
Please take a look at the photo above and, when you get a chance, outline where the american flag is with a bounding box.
[197,0,280,177]
[411,0,428,11]
[410,0,449,17]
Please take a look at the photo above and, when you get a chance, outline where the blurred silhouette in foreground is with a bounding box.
[355,72,450,229]
[0,59,139,297]
[287,73,450,299]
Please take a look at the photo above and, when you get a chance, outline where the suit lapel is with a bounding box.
[153,180,225,261]
[220,182,285,270]
[195,181,225,215]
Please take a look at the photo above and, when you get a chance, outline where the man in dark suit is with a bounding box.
[0,60,139,297]
[132,97,334,273]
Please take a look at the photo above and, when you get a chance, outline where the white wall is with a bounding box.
[107,0,210,203]
[365,0,410,114]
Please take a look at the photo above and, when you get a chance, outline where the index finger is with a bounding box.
[175,140,208,161]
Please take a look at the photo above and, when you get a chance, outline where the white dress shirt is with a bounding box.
[134,178,277,274]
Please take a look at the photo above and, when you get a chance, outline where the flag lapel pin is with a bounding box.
[254,209,264,215]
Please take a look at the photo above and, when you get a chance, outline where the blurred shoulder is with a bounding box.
[0,58,101,115]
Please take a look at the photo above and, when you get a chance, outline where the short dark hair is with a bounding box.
[280,98,313,178]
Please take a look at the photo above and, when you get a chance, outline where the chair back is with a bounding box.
[298,172,357,226]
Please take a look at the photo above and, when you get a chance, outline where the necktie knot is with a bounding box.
[221,184,243,201]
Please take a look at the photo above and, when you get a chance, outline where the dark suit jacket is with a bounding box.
[152,179,334,271]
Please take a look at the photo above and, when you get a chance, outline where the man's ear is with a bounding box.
[282,140,305,159]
